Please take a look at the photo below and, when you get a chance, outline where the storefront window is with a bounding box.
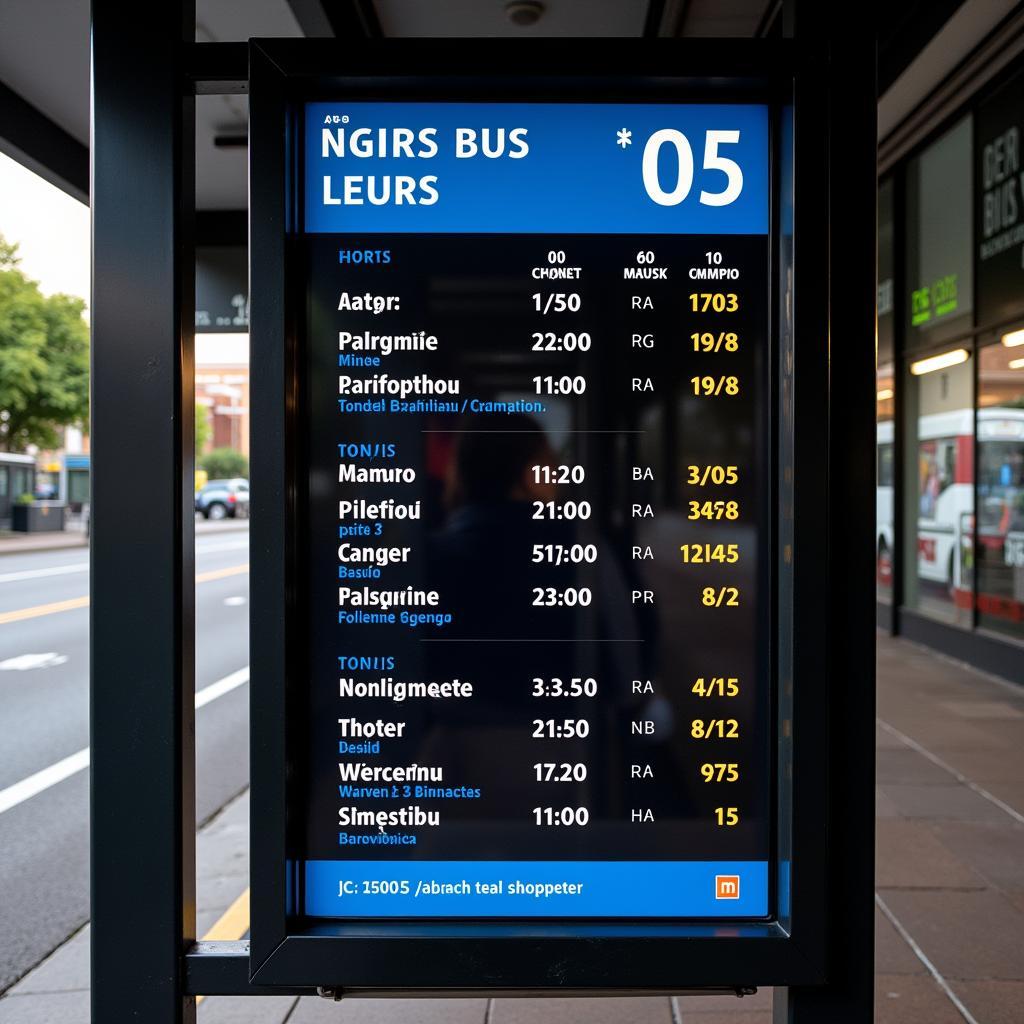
[877,178,895,600]
[976,338,1024,637]
[905,116,973,347]
[901,115,974,627]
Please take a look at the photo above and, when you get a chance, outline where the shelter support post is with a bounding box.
[91,2,197,1022]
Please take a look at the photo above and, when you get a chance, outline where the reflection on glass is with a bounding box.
[877,365,894,600]
[977,340,1024,637]
[904,115,973,348]
[901,352,973,626]
[877,178,895,603]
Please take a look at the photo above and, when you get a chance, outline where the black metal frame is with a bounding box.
[90,7,875,1020]
[236,35,859,995]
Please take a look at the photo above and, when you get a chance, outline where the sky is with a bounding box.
[0,151,90,304]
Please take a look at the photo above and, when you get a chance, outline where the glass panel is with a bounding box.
[68,469,91,505]
[0,467,7,497]
[977,338,1024,637]
[976,67,1024,326]
[10,468,31,501]
[901,353,973,626]
[877,178,895,601]
[905,116,973,349]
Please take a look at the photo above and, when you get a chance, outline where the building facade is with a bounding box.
[878,8,1024,682]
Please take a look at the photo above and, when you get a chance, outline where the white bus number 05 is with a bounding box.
[642,129,743,207]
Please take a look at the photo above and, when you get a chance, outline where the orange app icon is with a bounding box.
[715,875,740,900]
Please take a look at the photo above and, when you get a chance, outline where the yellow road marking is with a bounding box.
[0,563,249,626]
[195,563,249,584]
[196,886,250,1005]
[0,596,90,626]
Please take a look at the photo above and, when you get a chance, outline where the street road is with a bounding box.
[0,527,250,992]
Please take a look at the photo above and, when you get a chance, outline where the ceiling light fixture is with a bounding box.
[909,349,969,376]
[506,2,544,27]
[1001,328,1024,347]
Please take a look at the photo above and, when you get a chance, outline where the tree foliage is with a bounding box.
[195,402,212,454]
[200,446,248,480]
[0,236,90,452]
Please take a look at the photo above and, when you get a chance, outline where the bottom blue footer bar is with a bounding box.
[304,860,768,917]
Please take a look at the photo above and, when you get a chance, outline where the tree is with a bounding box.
[195,402,212,454]
[0,236,89,452]
[200,446,248,480]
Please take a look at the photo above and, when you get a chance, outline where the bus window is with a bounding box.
[977,341,1024,639]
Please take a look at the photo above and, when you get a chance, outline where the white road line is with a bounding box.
[194,666,249,709]
[875,893,980,1024]
[0,666,249,815]
[0,541,248,586]
[195,539,250,555]
[0,748,90,815]
[0,564,88,584]
[877,718,1024,826]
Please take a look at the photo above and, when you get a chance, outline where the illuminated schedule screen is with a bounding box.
[297,100,772,919]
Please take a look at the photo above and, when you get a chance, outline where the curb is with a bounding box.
[0,537,88,558]
[0,519,248,556]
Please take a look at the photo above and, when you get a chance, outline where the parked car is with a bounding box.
[195,478,249,520]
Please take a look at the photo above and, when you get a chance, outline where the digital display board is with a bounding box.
[297,100,772,919]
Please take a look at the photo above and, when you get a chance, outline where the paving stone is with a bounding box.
[874,974,964,1024]
[490,996,672,1024]
[199,994,299,1023]
[875,724,906,750]
[875,748,952,785]
[949,978,1024,1024]
[875,716,1005,753]
[929,821,1024,890]
[8,926,89,994]
[875,789,901,819]
[197,907,231,937]
[196,794,250,882]
[876,783,1010,823]
[934,747,1024,783]
[875,820,986,889]
[882,889,1024,980]
[875,905,924,976]
[198,872,251,919]
[0,991,91,1024]
[959,777,1024,816]
[936,698,1024,720]
[289,996,489,1023]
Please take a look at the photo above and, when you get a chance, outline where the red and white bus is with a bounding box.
[877,407,1024,612]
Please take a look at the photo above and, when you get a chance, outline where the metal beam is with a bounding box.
[287,0,383,37]
[0,80,88,204]
[188,41,248,94]
[776,2,877,1018]
[186,943,315,997]
[286,0,335,37]
[91,1,197,1022]
[324,0,383,37]
[196,210,248,247]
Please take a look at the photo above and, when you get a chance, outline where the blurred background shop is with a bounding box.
[875,1,1024,683]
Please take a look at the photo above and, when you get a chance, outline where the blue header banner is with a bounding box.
[304,102,769,235]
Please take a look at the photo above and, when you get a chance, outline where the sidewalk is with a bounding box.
[0,521,87,556]
[0,515,249,557]
[2,632,1022,1022]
